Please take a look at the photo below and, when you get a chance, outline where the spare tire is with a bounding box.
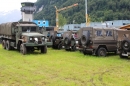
[81,35,90,45]
[70,38,75,46]
[122,39,130,51]
[64,37,70,45]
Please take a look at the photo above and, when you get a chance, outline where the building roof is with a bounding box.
[120,24,130,29]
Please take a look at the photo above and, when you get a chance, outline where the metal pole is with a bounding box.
[85,0,87,26]
[56,10,58,31]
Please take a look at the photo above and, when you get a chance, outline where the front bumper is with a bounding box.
[24,42,47,47]
[46,42,53,47]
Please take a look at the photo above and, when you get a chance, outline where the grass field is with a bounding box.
[0,45,130,86]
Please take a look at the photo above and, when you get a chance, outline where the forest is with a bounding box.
[34,0,130,26]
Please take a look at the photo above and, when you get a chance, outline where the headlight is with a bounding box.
[45,38,47,42]
[76,41,78,44]
[34,38,38,41]
[30,38,32,40]
[42,37,45,40]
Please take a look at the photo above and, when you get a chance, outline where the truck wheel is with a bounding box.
[83,48,87,55]
[72,45,76,51]
[2,40,6,49]
[122,40,130,51]
[41,46,47,53]
[52,43,56,49]
[71,38,75,46]
[6,40,11,50]
[20,44,27,55]
[81,33,90,45]
[97,48,107,57]
[64,37,70,45]
[58,43,62,50]
[119,50,128,58]
[65,48,70,51]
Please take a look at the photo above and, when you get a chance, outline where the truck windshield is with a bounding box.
[57,33,62,37]
[22,27,37,32]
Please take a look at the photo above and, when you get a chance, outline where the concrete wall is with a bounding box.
[22,12,33,21]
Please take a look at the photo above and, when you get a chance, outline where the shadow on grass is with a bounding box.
[120,57,130,60]
[81,52,119,58]
[5,49,47,55]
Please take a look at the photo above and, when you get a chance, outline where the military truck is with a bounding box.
[50,31,63,49]
[0,22,47,55]
[79,27,118,56]
[41,26,55,47]
[117,29,130,58]
[63,30,79,51]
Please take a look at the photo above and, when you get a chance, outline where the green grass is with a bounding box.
[0,45,130,86]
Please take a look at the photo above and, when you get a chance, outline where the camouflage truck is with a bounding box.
[117,29,130,58]
[79,27,118,56]
[0,22,47,55]
[63,30,79,51]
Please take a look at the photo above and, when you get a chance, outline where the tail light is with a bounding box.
[89,45,93,48]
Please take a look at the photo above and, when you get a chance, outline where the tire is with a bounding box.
[81,31,90,45]
[52,35,56,48]
[52,43,56,49]
[41,46,47,53]
[81,35,90,45]
[58,43,62,50]
[122,40,130,51]
[64,37,70,45]
[6,40,11,50]
[78,39,82,46]
[20,44,27,55]
[2,40,6,49]
[70,38,75,46]
[97,48,107,57]
[72,45,76,51]
[65,48,70,51]
[83,48,87,55]
[119,50,128,58]
[0,38,2,44]
[52,35,56,42]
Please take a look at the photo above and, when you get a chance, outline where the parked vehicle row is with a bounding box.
[0,21,130,58]
[49,26,130,58]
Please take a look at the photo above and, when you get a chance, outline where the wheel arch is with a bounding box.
[95,45,108,54]
[17,40,23,50]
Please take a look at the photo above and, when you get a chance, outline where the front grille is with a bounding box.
[38,41,42,44]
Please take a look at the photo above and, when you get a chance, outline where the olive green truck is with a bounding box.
[0,22,47,55]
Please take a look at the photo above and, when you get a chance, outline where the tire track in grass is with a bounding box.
[87,66,122,86]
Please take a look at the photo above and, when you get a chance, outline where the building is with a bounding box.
[62,24,81,31]
[33,20,49,28]
[62,20,130,31]
[21,2,35,21]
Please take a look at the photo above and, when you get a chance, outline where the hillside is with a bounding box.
[34,0,130,26]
